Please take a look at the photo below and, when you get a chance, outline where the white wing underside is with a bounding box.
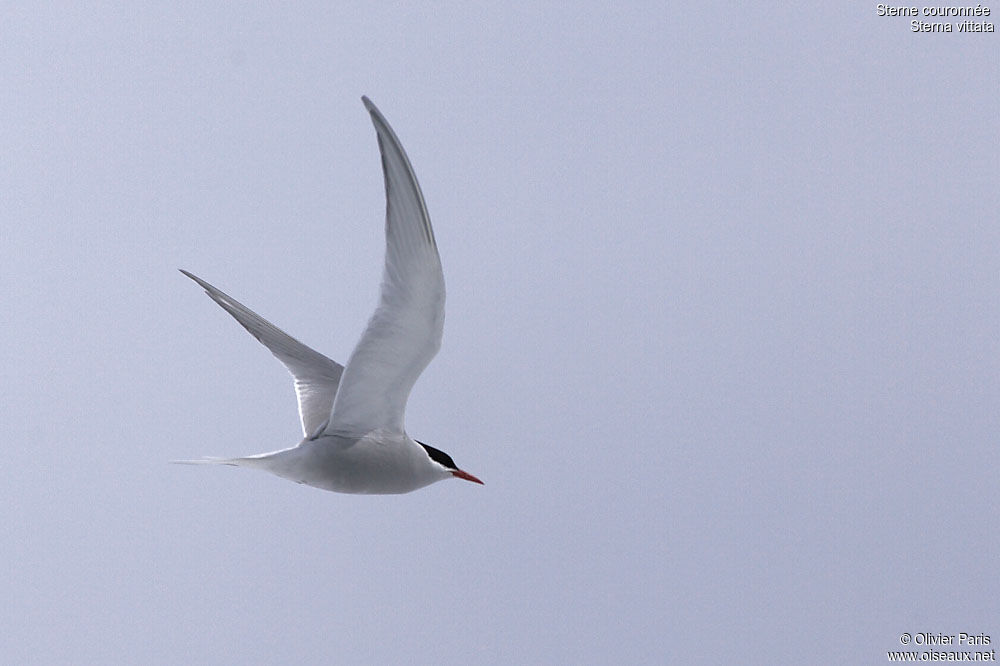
[180,270,344,438]
[324,97,445,437]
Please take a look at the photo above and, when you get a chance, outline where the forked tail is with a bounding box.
[171,453,278,470]
[171,457,242,466]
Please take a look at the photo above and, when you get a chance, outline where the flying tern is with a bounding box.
[176,96,483,494]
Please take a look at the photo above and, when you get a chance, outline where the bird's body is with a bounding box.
[176,97,482,494]
[193,431,454,495]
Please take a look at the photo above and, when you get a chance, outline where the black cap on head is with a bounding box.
[416,440,458,471]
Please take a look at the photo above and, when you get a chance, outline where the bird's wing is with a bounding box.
[324,97,444,437]
[180,270,344,438]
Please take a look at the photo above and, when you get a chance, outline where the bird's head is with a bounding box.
[417,441,484,485]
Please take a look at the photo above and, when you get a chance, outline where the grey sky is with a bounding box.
[1,3,997,664]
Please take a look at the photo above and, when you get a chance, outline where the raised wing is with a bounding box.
[180,270,344,437]
[324,97,445,436]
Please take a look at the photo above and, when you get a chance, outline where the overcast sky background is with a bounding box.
[1,3,997,664]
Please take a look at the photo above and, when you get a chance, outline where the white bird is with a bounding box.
[176,96,483,494]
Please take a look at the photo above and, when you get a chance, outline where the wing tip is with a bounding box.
[361,95,403,146]
[179,269,216,296]
[361,95,383,124]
